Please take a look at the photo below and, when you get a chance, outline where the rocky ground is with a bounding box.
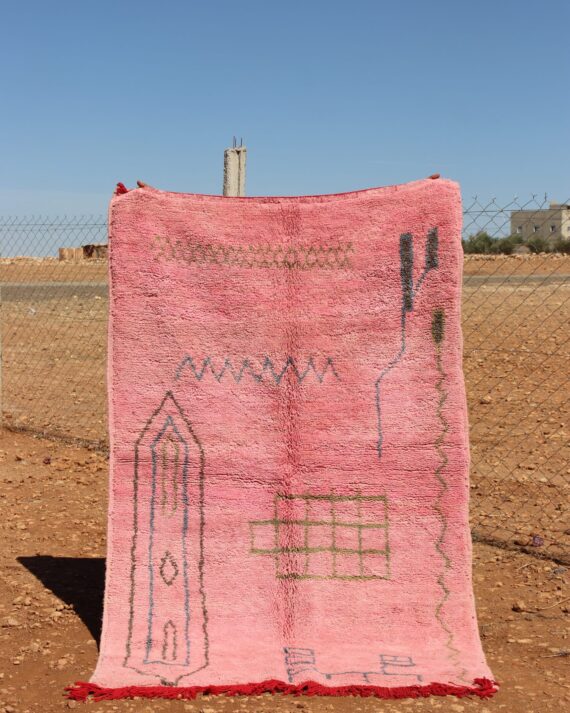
[2,254,568,559]
[0,430,568,713]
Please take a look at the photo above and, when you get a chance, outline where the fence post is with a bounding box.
[223,141,247,197]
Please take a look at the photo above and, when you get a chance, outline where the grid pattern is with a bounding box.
[0,201,568,563]
[250,494,390,580]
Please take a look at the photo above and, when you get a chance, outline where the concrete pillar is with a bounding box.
[223,146,247,197]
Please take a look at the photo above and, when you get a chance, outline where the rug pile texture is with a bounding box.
[70,177,496,701]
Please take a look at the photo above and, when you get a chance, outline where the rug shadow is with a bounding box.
[18,556,105,646]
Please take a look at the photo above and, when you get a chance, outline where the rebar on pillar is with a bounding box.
[223,141,247,197]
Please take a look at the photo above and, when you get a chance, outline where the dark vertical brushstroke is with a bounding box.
[375,228,440,459]
[431,309,445,345]
[425,227,439,271]
[399,233,414,312]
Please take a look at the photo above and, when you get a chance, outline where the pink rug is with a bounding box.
[70,177,497,701]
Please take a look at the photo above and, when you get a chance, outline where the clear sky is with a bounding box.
[1,0,569,217]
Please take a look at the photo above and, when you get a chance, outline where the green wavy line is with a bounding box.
[433,342,467,681]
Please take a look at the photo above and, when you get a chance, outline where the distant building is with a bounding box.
[58,243,108,262]
[510,202,570,244]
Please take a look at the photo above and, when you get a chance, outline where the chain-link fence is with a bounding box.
[461,197,569,563]
[0,216,108,445]
[1,200,568,563]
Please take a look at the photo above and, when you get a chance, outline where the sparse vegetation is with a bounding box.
[462,231,568,255]
[552,238,570,255]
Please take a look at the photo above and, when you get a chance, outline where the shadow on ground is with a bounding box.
[18,556,105,645]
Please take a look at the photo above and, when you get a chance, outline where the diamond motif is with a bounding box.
[159,551,179,586]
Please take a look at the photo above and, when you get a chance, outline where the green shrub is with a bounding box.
[462,232,494,254]
[462,232,523,255]
[525,236,550,254]
[491,234,524,255]
[462,230,569,255]
[552,238,570,255]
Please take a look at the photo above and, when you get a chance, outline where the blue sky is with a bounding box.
[1,0,569,218]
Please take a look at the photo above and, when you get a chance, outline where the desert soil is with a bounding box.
[0,430,569,713]
[1,254,568,560]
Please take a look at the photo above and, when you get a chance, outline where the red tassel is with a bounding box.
[115,182,129,195]
[66,677,498,702]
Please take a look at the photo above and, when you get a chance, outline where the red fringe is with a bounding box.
[115,182,129,195]
[66,677,498,702]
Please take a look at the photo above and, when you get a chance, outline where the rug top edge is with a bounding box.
[111,176,460,205]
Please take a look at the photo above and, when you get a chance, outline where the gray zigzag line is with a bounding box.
[175,355,340,384]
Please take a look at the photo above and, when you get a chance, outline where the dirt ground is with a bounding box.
[0,254,569,709]
[0,430,568,712]
[1,254,568,560]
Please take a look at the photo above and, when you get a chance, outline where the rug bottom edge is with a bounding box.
[66,677,498,701]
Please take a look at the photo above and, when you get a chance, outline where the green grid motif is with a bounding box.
[249,494,390,581]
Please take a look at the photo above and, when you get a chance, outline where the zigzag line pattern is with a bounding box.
[175,355,341,384]
[153,235,354,270]
[431,309,467,682]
